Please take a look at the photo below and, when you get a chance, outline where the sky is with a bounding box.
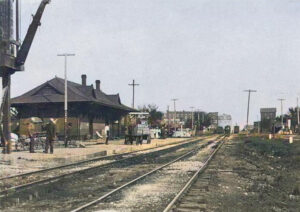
[7,0,300,126]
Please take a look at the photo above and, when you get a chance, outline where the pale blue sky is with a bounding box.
[10,0,300,126]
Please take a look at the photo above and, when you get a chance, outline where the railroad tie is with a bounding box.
[175,204,207,212]
[180,197,207,204]
[180,202,207,209]
[189,185,209,192]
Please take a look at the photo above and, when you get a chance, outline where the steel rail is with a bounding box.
[0,137,199,181]
[163,136,227,212]
[0,137,204,196]
[70,136,225,212]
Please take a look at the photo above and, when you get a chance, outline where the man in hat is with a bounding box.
[44,118,57,154]
[65,123,72,147]
[26,122,35,153]
[105,122,110,145]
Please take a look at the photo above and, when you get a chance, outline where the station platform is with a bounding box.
[0,137,200,178]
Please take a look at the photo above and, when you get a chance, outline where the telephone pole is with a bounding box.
[190,106,194,129]
[278,98,285,128]
[128,79,139,108]
[167,105,170,134]
[244,89,257,129]
[57,53,75,147]
[297,97,299,126]
[171,99,178,124]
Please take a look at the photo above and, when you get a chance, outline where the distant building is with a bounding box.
[208,112,218,128]
[217,113,232,128]
[260,108,277,132]
[261,108,277,120]
[166,111,193,124]
[164,110,206,125]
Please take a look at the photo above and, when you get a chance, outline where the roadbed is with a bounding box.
[191,135,299,212]
[0,137,205,179]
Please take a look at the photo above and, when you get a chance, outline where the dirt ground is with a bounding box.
[0,137,203,178]
[200,135,300,212]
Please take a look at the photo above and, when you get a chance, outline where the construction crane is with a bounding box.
[0,0,50,153]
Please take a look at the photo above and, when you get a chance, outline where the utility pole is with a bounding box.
[167,105,170,134]
[190,106,194,130]
[128,79,139,108]
[197,109,200,128]
[244,89,257,129]
[57,53,75,147]
[171,99,178,125]
[297,97,299,126]
[257,114,260,134]
[278,98,285,129]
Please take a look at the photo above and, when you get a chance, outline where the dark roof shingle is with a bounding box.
[11,77,133,111]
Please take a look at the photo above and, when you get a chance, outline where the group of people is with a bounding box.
[25,120,110,153]
[26,118,58,154]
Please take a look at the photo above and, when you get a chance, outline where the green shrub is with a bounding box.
[245,139,291,157]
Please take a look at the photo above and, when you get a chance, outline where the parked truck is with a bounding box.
[125,112,151,145]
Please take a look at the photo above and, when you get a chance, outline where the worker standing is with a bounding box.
[65,123,72,147]
[44,118,57,154]
[105,123,110,145]
[26,123,35,153]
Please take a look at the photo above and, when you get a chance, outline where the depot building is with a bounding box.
[11,75,134,139]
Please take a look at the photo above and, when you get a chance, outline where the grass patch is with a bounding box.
[240,136,294,157]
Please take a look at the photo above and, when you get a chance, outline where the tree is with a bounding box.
[287,107,299,131]
[138,104,163,128]
[276,107,300,131]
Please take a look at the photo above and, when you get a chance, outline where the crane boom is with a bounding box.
[16,0,50,66]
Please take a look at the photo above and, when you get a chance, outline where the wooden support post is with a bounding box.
[77,117,81,140]
[118,119,121,138]
[89,117,93,139]
[2,71,11,154]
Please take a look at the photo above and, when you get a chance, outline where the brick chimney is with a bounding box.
[96,80,101,90]
[81,74,87,86]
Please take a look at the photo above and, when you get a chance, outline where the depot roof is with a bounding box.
[11,76,134,112]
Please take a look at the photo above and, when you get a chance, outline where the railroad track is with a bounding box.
[163,136,227,212]
[0,137,201,195]
[69,135,226,212]
[0,136,218,210]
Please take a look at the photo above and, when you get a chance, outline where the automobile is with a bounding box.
[172,129,191,138]
[150,128,161,139]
